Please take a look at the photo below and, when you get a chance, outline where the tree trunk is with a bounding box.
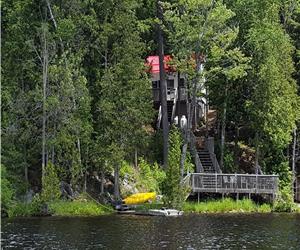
[157,0,169,169]
[42,23,48,178]
[24,165,28,186]
[220,87,228,171]
[180,143,187,180]
[84,171,87,193]
[134,148,138,168]
[205,86,209,137]
[100,170,105,194]
[234,125,239,168]
[255,132,260,174]
[114,164,120,200]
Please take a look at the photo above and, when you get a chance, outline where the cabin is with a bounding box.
[147,55,279,201]
[146,55,206,129]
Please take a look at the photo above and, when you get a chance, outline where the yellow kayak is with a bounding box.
[123,192,156,205]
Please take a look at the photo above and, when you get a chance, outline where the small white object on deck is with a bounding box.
[148,209,183,217]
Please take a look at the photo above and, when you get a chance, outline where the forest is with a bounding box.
[1,0,300,216]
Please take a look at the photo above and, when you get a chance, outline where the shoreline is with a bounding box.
[4,199,300,218]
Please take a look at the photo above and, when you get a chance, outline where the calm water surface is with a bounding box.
[2,213,300,249]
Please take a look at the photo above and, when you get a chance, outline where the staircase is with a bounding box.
[197,149,216,173]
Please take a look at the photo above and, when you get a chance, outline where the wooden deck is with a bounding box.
[190,173,278,195]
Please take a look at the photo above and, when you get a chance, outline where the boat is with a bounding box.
[123,192,156,205]
[148,208,183,217]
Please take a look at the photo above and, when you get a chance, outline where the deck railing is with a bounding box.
[190,133,204,173]
[191,173,278,194]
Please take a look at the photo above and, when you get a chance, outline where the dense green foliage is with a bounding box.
[41,163,61,202]
[184,199,272,213]
[8,199,112,217]
[1,0,300,213]
[49,201,111,216]
[162,127,192,209]
[1,166,14,212]
[120,159,166,195]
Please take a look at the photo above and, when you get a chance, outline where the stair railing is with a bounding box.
[181,173,192,200]
[156,105,162,129]
[171,88,178,122]
[190,132,204,172]
[204,137,222,173]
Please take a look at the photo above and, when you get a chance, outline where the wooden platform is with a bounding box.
[190,173,278,196]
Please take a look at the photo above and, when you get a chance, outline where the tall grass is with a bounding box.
[8,202,36,217]
[8,193,114,218]
[49,200,112,216]
[183,198,271,213]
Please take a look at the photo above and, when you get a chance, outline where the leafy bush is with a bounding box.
[224,149,236,173]
[41,162,61,202]
[8,194,43,217]
[8,202,33,217]
[162,127,191,209]
[139,159,165,192]
[273,185,295,212]
[120,159,166,195]
[1,165,14,212]
[120,161,135,179]
[273,162,295,212]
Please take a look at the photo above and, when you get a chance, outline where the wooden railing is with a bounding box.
[190,133,204,172]
[191,173,278,194]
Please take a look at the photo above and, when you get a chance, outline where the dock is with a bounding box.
[188,173,278,200]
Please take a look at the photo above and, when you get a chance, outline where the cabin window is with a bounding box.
[167,79,174,88]
[152,80,160,89]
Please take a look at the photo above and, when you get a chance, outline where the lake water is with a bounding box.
[2,213,300,249]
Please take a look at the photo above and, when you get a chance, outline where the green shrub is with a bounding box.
[41,162,61,202]
[8,202,33,217]
[120,161,135,179]
[139,158,165,192]
[7,193,45,217]
[162,127,191,209]
[224,149,236,173]
[273,185,295,212]
[273,164,295,212]
[1,165,14,212]
[120,159,166,195]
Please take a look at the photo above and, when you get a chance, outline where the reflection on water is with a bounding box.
[2,213,300,249]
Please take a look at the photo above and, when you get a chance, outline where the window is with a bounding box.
[167,79,174,88]
[152,80,160,89]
